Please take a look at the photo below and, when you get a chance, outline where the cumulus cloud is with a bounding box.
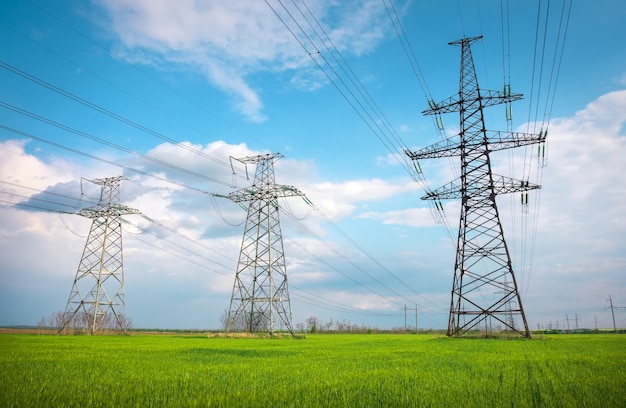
[96,0,394,121]
[0,139,75,194]
[2,89,625,328]
[0,136,429,327]
[358,207,437,227]
[536,90,626,255]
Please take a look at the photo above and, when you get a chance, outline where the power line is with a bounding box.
[2,123,435,317]
[266,0,417,180]
[25,0,254,146]
[278,202,446,313]
[0,59,246,180]
[0,124,213,194]
[0,103,232,187]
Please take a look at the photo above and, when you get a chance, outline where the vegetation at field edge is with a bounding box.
[1,333,624,407]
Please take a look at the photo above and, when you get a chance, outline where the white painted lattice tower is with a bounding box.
[59,176,139,334]
[225,153,304,335]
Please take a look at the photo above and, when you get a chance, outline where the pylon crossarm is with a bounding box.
[422,176,540,200]
[486,131,545,151]
[227,184,304,203]
[78,205,141,219]
[407,130,544,160]
[422,89,523,116]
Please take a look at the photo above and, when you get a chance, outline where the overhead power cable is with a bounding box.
[266,0,456,248]
[0,124,213,195]
[0,179,94,209]
[266,0,417,180]
[519,0,572,297]
[381,0,457,242]
[300,199,449,312]
[0,190,79,213]
[121,215,405,320]
[0,103,231,187]
[277,201,445,313]
[25,0,254,152]
[0,59,247,180]
[0,19,227,155]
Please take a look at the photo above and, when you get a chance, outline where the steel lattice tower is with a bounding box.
[225,153,304,335]
[59,176,140,334]
[406,36,545,337]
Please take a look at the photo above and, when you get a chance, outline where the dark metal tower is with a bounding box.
[59,176,140,334]
[225,153,304,335]
[406,36,545,337]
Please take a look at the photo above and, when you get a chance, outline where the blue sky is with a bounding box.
[1,0,625,331]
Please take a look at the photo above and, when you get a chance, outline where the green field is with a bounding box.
[1,333,625,407]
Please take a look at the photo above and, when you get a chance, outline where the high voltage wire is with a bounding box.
[381,0,457,243]
[25,0,253,148]
[266,0,457,245]
[0,20,223,152]
[0,103,231,187]
[127,216,410,320]
[278,203,446,313]
[519,0,572,297]
[0,187,398,319]
[0,124,212,194]
[1,117,432,314]
[0,179,95,209]
[1,165,434,318]
[132,214,439,321]
[265,0,417,179]
[4,6,431,298]
[0,59,247,181]
[0,1,457,323]
[2,124,430,311]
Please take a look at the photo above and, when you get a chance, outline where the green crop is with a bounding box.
[1,333,624,407]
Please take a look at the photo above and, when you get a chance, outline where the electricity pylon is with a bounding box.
[59,176,140,334]
[224,153,304,335]
[406,36,545,337]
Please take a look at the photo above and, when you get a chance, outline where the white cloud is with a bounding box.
[536,89,626,252]
[97,0,393,121]
[2,89,625,329]
[0,139,75,195]
[358,207,436,227]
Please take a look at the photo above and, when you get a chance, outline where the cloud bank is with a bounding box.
[97,0,394,122]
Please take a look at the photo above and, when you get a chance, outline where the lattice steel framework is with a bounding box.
[59,176,140,334]
[406,36,545,337]
[225,153,304,335]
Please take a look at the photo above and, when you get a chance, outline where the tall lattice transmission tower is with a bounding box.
[406,36,545,337]
[59,176,140,334]
[224,153,304,335]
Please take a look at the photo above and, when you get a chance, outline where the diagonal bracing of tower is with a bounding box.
[406,36,546,337]
[225,153,304,335]
[59,176,140,334]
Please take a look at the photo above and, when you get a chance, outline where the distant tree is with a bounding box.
[219,309,229,331]
[40,310,133,335]
[323,318,334,332]
[305,316,318,333]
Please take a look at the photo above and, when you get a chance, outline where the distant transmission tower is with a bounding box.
[59,176,140,334]
[224,153,304,335]
[406,36,545,337]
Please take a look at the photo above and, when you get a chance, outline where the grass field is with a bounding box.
[1,332,625,407]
